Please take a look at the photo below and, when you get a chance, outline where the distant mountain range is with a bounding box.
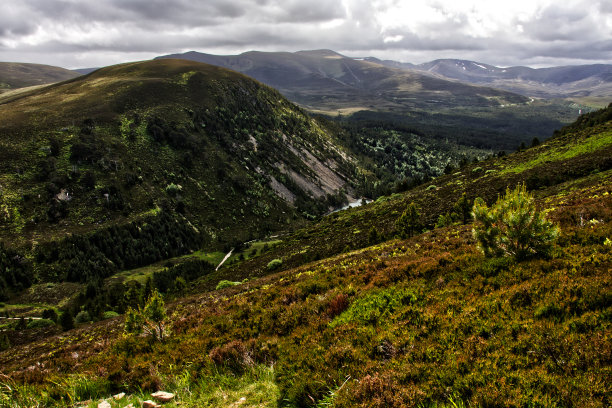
[156,49,529,113]
[3,50,607,151]
[3,52,610,105]
[371,57,612,102]
[156,50,612,106]
[155,50,600,147]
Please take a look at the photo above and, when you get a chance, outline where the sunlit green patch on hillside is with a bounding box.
[500,130,612,174]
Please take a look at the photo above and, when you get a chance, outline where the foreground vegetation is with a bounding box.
[0,106,610,407]
[1,181,609,406]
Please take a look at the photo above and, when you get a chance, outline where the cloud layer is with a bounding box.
[1,0,611,68]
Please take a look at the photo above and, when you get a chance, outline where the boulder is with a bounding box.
[113,392,126,400]
[151,391,175,402]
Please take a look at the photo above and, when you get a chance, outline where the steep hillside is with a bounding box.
[0,62,80,92]
[0,59,363,301]
[203,104,612,283]
[0,106,610,407]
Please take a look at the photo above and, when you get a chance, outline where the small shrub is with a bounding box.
[436,212,458,228]
[165,183,182,197]
[472,183,560,260]
[125,290,168,341]
[60,310,74,331]
[327,294,350,317]
[0,333,10,351]
[396,203,420,238]
[27,318,55,329]
[102,311,119,319]
[330,287,417,327]
[426,185,437,191]
[267,259,282,271]
[453,193,473,224]
[368,226,381,245]
[216,280,241,290]
[209,340,252,373]
[75,311,92,324]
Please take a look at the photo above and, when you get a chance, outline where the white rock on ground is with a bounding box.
[142,400,160,408]
[113,392,126,400]
[97,401,111,408]
[151,391,175,402]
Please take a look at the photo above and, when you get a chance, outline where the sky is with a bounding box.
[1,0,611,69]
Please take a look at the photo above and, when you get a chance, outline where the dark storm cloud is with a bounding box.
[0,0,610,68]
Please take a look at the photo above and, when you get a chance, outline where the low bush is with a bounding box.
[209,340,252,373]
[75,311,91,324]
[102,311,119,319]
[216,280,241,290]
[267,259,283,271]
[26,318,55,329]
[330,287,417,327]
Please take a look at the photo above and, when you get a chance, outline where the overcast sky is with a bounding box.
[1,0,611,69]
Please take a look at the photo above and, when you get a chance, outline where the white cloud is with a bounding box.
[0,0,610,68]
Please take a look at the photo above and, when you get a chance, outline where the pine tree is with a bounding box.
[396,203,420,238]
[472,183,559,260]
[143,277,154,300]
[125,290,168,341]
[368,226,381,245]
[0,333,10,351]
[453,193,473,224]
[60,310,75,331]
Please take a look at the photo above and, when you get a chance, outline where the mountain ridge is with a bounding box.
[0,62,81,92]
[155,49,586,150]
[156,49,530,110]
[382,58,612,102]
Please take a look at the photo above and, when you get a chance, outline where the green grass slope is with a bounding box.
[0,62,80,92]
[0,106,610,407]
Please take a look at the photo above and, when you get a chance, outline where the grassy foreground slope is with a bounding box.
[0,109,610,407]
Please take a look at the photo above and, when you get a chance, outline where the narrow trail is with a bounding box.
[216,248,234,271]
